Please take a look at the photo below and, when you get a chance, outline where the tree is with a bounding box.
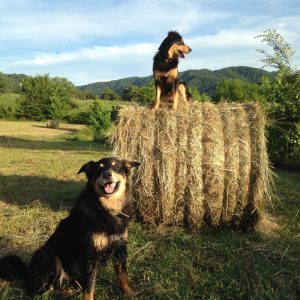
[256,29,300,164]
[214,79,265,103]
[16,75,76,121]
[0,73,8,94]
[199,92,211,102]
[122,85,140,102]
[100,87,120,101]
[121,85,154,104]
[256,29,296,72]
[189,86,211,102]
[189,86,201,101]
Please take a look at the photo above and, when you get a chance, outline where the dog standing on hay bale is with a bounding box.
[111,103,272,232]
[151,31,193,111]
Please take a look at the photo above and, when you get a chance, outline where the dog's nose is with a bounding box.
[188,47,192,53]
[103,171,112,180]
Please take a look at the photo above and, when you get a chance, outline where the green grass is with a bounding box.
[0,93,18,108]
[0,94,129,122]
[0,94,128,112]
[0,120,299,299]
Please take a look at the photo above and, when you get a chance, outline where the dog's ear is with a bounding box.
[78,161,98,179]
[168,30,180,38]
[159,33,173,57]
[123,160,141,173]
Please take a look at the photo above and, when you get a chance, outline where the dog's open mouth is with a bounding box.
[178,50,185,58]
[101,181,120,195]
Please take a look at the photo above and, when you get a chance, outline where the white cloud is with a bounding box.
[0,0,235,55]
[187,30,260,49]
[10,43,156,67]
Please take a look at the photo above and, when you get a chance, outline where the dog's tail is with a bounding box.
[0,254,29,282]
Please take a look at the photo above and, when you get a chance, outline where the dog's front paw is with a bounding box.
[150,106,159,112]
[149,101,159,112]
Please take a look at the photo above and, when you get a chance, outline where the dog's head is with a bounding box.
[78,157,140,200]
[158,31,192,59]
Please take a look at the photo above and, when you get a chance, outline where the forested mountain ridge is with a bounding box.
[79,66,274,96]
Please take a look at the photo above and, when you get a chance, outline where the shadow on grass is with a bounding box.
[0,174,85,210]
[0,135,109,152]
[31,124,79,133]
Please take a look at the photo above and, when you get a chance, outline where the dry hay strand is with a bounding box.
[184,103,205,229]
[231,105,251,227]
[219,104,239,224]
[110,102,271,230]
[153,109,178,224]
[201,103,225,226]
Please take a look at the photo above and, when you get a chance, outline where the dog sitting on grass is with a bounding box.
[0,157,140,300]
[151,31,193,111]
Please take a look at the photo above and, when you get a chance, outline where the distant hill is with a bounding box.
[78,66,274,96]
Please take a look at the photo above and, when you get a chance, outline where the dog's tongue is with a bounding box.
[104,182,116,194]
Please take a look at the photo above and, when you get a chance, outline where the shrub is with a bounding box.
[73,126,94,141]
[86,101,112,135]
[65,109,88,124]
[0,105,15,119]
[110,105,121,122]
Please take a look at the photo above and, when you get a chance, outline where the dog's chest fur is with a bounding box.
[153,54,179,74]
[154,68,178,81]
[91,229,128,252]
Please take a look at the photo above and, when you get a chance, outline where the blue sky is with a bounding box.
[0,0,299,85]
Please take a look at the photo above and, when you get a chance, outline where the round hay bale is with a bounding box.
[110,102,271,230]
[46,120,59,128]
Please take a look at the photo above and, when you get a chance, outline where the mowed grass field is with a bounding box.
[0,120,299,299]
[0,93,129,111]
[0,93,18,109]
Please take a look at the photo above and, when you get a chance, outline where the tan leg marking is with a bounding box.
[151,84,161,111]
[114,263,134,295]
[178,83,188,103]
[82,290,94,300]
[172,89,179,111]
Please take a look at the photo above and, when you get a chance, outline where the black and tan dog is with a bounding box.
[0,157,140,300]
[151,31,193,111]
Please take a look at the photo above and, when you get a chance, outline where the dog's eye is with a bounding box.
[112,163,122,171]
